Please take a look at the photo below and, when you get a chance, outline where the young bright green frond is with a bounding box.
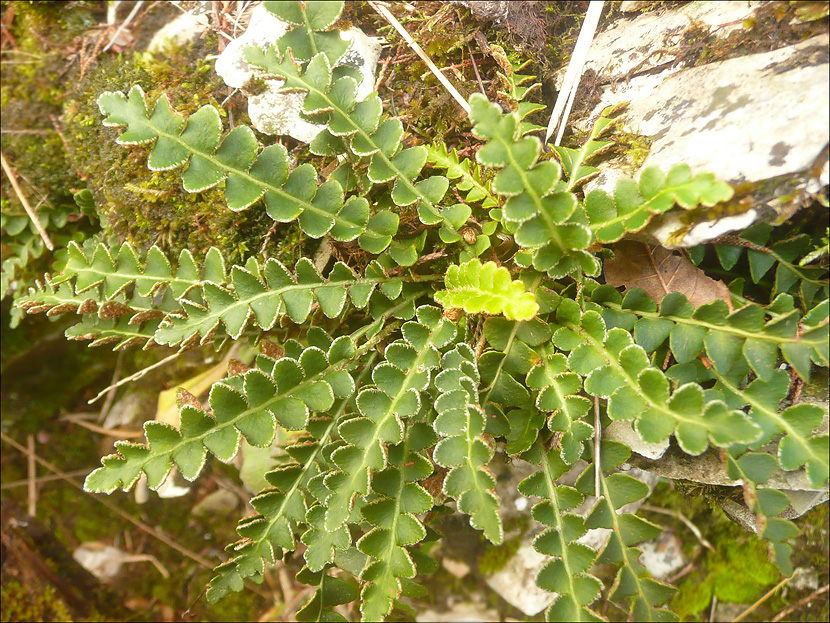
[434,259,539,321]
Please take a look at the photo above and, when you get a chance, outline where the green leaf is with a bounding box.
[434,259,539,321]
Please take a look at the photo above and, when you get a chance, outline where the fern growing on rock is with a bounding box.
[12,2,829,621]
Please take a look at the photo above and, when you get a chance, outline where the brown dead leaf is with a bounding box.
[604,240,733,310]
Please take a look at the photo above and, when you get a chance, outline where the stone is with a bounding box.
[416,600,500,622]
[147,1,210,55]
[441,557,471,579]
[484,542,554,616]
[605,420,670,460]
[214,4,382,141]
[639,532,687,580]
[561,0,829,248]
[73,543,128,580]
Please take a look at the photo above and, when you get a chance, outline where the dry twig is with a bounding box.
[0,151,53,250]
[771,583,830,622]
[367,1,470,115]
[0,432,213,568]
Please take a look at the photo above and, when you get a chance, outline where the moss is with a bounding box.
[1,580,73,623]
[477,534,522,575]
[62,33,274,266]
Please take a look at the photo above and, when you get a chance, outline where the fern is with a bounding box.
[10,2,830,621]
[590,286,829,383]
[433,259,539,321]
[246,1,484,256]
[18,241,440,350]
[426,142,499,209]
[433,344,503,543]
[585,164,734,244]
[705,222,830,308]
[469,93,600,279]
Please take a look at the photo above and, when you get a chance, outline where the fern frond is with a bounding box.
[295,565,359,623]
[585,165,735,244]
[574,442,677,621]
[433,259,539,321]
[264,0,350,65]
[243,7,477,249]
[433,344,503,544]
[714,369,828,489]
[18,242,440,350]
[526,343,594,464]
[469,94,599,279]
[518,447,603,622]
[426,142,499,209]
[724,451,800,574]
[553,299,762,456]
[494,54,546,135]
[590,286,829,383]
[320,306,456,532]
[206,345,374,603]
[83,335,357,494]
[97,85,385,247]
[709,223,829,309]
[357,424,435,621]
[551,102,625,192]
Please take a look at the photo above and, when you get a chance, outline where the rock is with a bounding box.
[790,567,820,591]
[639,532,686,580]
[564,2,763,85]
[605,420,670,460]
[147,1,210,54]
[214,4,381,141]
[416,600,500,622]
[73,543,128,581]
[441,557,471,579]
[484,542,554,616]
[214,4,289,89]
[563,1,829,247]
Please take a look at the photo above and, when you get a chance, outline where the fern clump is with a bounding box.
[12,2,829,621]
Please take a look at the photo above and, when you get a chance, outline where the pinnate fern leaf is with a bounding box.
[551,102,624,192]
[97,85,377,246]
[518,447,603,622]
[18,241,439,350]
[84,337,355,494]
[426,142,498,208]
[552,298,762,456]
[434,259,539,321]
[469,93,599,278]
[264,0,350,65]
[357,426,434,621]
[243,30,470,247]
[585,164,734,244]
[433,344,504,544]
[574,442,677,621]
[320,306,455,532]
[591,286,829,383]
